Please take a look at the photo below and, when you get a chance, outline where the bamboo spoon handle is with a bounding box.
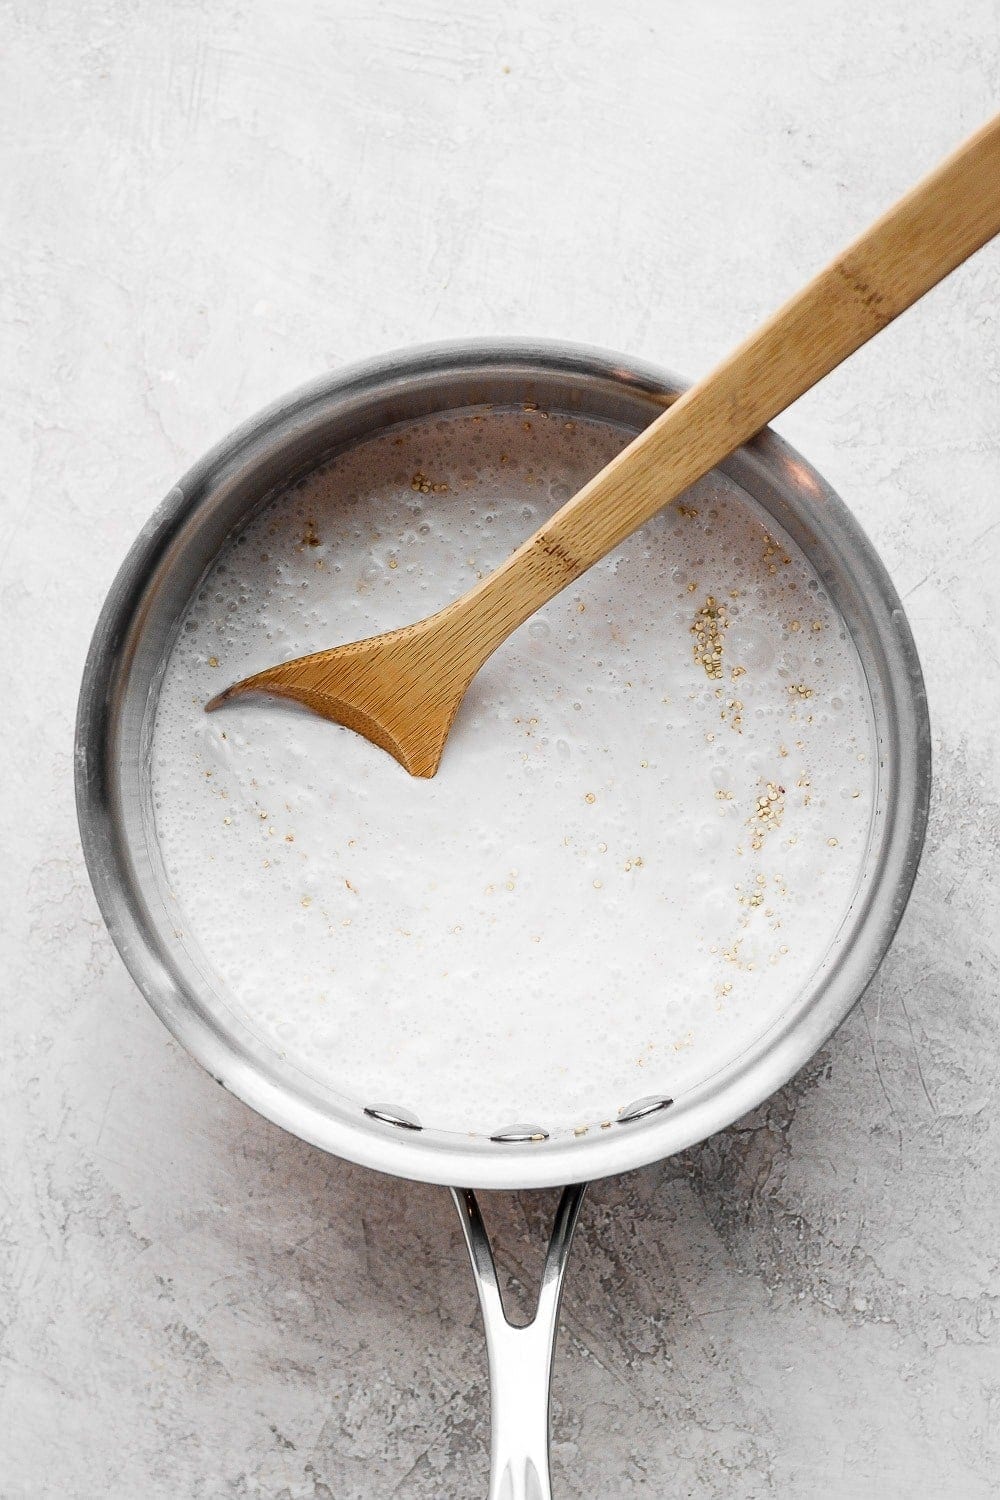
[450,113,1000,660]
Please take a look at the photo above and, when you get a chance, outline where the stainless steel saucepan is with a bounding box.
[76,340,930,1498]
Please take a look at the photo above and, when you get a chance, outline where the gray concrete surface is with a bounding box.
[3,2,999,1495]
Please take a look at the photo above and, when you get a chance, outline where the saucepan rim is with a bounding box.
[75,338,931,1189]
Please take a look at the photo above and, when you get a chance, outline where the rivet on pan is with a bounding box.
[616,1095,674,1124]
[490,1124,550,1143]
[363,1104,422,1131]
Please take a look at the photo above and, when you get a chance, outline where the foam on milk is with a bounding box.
[151,409,876,1136]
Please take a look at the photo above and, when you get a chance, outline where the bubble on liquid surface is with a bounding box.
[151,407,877,1137]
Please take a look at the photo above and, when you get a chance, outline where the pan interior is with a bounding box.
[146,402,878,1140]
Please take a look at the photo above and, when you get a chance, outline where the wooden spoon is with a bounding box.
[207,114,1000,776]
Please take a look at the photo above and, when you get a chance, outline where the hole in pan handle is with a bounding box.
[451,1183,588,1500]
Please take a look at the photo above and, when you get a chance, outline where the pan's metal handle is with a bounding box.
[451,1183,588,1500]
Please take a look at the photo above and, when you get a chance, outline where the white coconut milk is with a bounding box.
[151,409,876,1136]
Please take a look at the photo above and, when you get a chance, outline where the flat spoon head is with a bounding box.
[205,612,477,779]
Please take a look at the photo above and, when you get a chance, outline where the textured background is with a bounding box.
[3,2,999,1496]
